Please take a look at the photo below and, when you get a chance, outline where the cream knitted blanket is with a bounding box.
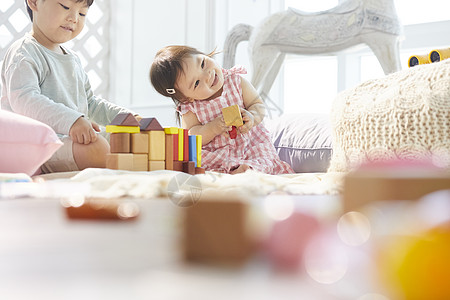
[328,59,450,172]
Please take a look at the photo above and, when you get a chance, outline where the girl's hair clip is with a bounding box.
[166,88,176,95]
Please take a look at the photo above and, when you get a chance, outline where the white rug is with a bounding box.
[36,168,344,200]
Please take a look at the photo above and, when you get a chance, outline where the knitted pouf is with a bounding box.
[328,59,450,172]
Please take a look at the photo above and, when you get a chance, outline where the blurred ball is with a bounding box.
[378,223,450,299]
[265,211,321,271]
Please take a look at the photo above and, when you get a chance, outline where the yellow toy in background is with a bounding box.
[408,47,450,67]
[408,53,431,67]
[429,47,450,63]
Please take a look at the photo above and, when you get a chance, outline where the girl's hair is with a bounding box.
[25,0,95,21]
[150,45,217,109]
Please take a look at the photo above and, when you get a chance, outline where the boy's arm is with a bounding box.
[3,60,83,134]
[182,111,231,145]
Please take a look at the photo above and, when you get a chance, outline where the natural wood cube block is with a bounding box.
[343,167,450,212]
[165,135,174,170]
[149,160,165,171]
[106,153,133,171]
[110,133,130,153]
[222,104,243,127]
[173,160,183,172]
[183,200,252,264]
[183,161,195,175]
[131,133,149,154]
[148,131,165,161]
[132,154,148,171]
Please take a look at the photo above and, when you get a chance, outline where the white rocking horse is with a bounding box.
[223,0,402,100]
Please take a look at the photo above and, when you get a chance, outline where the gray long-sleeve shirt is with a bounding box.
[1,33,134,135]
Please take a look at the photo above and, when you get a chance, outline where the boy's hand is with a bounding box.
[69,117,100,144]
[239,109,254,135]
[210,116,232,137]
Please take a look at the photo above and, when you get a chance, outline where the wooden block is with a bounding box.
[183,161,195,175]
[172,134,179,160]
[178,128,184,161]
[188,135,197,167]
[173,160,183,172]
[110,113,139,126]
[196,135,202,167]
[183,200,252,264]
[106,153,133,171]
[131,133,149,154]
[165,135,174,170]
[106,125,140,133]
[164,127,179,135]
[149,160,165,171]
[343,166,450,212]
[132,154,148,171]
[164,128,179,161]
[140,117,163,131]
[183,129,189,161]
[148,130,165,161]
[63,197,139,220]
[195,167,205,174]
[222,104,243,127]
[110,133,130,153]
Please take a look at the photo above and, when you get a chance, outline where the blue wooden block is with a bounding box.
[188,135,197,167]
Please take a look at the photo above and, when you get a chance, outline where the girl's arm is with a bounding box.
[240,76,266,133]
[181,111,231,145]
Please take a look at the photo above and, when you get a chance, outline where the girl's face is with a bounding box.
[176,54,224,102]
[29,0,88,52]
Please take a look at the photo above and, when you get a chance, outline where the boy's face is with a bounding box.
[176,54,224,102]
[28,0,89,52]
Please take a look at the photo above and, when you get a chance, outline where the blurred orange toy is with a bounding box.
[378,223,450,299]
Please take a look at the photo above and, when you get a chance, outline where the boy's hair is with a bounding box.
[25,0,95,21]
[150,45,217,108]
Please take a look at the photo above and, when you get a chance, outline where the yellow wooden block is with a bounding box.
[178,128,184,161]
[196,135,202,167]
[148,130,165,161]
[106,153,133,171]
[222,104,243,127]
[132,154,148,171]
[131,133,149,154]
[149,160,165,171]
[106,125,140,133]
[164,127,179,135]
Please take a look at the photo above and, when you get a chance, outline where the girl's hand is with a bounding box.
[239,108,254,134]
[210,116,232,137]
[69,117,100,144]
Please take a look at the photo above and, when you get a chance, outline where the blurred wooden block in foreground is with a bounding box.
[182,200,252,265]
[63,198,140,221]
[343,162,450,212]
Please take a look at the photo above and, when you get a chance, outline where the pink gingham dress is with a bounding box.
[178,66,294,174]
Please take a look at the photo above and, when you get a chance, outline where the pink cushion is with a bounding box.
[0,110,63,176]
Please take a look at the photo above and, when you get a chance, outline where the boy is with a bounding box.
[1,0,137,173]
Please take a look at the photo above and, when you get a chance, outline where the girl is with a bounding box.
[150,45,293,175]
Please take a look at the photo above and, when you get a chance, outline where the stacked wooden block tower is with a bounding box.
[105,113,205,175]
